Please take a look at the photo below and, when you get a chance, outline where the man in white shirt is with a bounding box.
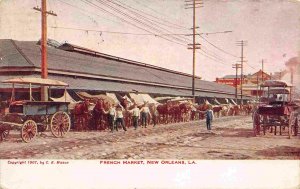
[115,105,127,131]
[140,104,152,128]
[107,105,116,132]
[130,104,140,130]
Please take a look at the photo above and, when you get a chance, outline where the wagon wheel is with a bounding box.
[252,111,261,136]
[50,111,71,138]
[21,120,38,143]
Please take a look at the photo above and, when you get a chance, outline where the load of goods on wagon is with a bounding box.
[0,78,71,142]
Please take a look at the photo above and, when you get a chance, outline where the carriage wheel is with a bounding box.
[21,120,37,143]
[50,111,71,138]
[253,111,261,136]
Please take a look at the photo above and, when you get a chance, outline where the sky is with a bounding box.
[0,0,299,81]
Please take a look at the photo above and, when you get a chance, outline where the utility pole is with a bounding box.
[185,0,202,98]
[256,72,259,101]
[33,0,57,101]
[236,40,247,104]
[232,63,242,101]
[261,59,264,82]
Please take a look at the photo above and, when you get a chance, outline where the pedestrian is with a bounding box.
[130,104,140,130]
[106,104,116,132]
[151,105,159,127]
[115,104,127,132]
[205,105,214,130]
[140,103,152,128]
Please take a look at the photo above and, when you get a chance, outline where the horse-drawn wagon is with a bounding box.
[0,78,71,142]
[252,80,299,138]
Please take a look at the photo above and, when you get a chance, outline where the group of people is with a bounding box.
[104,102,215,132]
[105,103,153,132]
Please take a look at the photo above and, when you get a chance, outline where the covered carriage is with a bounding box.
[252,80,299,138]
[0,78,71,142]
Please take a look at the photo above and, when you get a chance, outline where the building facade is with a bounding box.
[216,70,271,97]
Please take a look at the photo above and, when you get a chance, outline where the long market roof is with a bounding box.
[0,39,244,98]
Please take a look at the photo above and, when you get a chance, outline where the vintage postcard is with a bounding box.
[0,0,299,188]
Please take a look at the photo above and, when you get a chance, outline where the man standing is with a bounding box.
[107,105,116,132]
[205,106,214,130]
[130,104,140,130]
[115,105,127,132]
[140,103,151,128]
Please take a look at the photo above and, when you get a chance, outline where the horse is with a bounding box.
[92,99,109,131]
[195,100,210,119]
[156,101,171,124]
[73,100,91,131]
[179,102,192,122]
[169,104,181,123]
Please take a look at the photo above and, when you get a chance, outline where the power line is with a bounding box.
[53,0,231,68]
[55,0,233,64]
[131,0,189,30]
[51,25,230,65]
[98,0,189,44]
[198,35,239,58]
[79,0,188,46]
[50,26,223,37]
[55,0,124,25]
[108,0,188,30]
[87,0,188,44]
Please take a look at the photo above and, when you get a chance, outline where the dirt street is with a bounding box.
[0,116,299,159]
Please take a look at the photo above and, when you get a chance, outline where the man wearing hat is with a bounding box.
[205,105,214,130]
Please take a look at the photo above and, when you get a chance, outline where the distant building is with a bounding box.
[215,70,271,97]
[215,75,242,87]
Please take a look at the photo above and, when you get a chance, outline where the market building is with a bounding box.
[0,39,250,103]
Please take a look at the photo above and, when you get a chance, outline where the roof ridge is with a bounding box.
[10,40,36,67]
[59,42,202,79]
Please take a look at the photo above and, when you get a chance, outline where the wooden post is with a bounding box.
[64,87,67,102]
[11,83,15,102]
[29,83,32,101]
[41,0,48,101]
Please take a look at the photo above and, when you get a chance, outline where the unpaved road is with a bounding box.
[0,116,299,159]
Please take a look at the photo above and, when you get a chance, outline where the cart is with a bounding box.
[252,80,299,138]
[0,78,71,142]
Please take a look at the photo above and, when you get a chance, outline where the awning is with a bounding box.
[261,80,292,87]
[2,77,69,87]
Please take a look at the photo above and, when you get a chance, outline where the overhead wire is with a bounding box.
[50,26,194,36]
[95,0,189,44]
[109,0,188,30]
[53,0,232,67]
[99,0,231,63]
[79,0,188,46]
[55,0,124,25]
[131,0,189,30]
[105,0,189,43]
[198,34,239,58]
